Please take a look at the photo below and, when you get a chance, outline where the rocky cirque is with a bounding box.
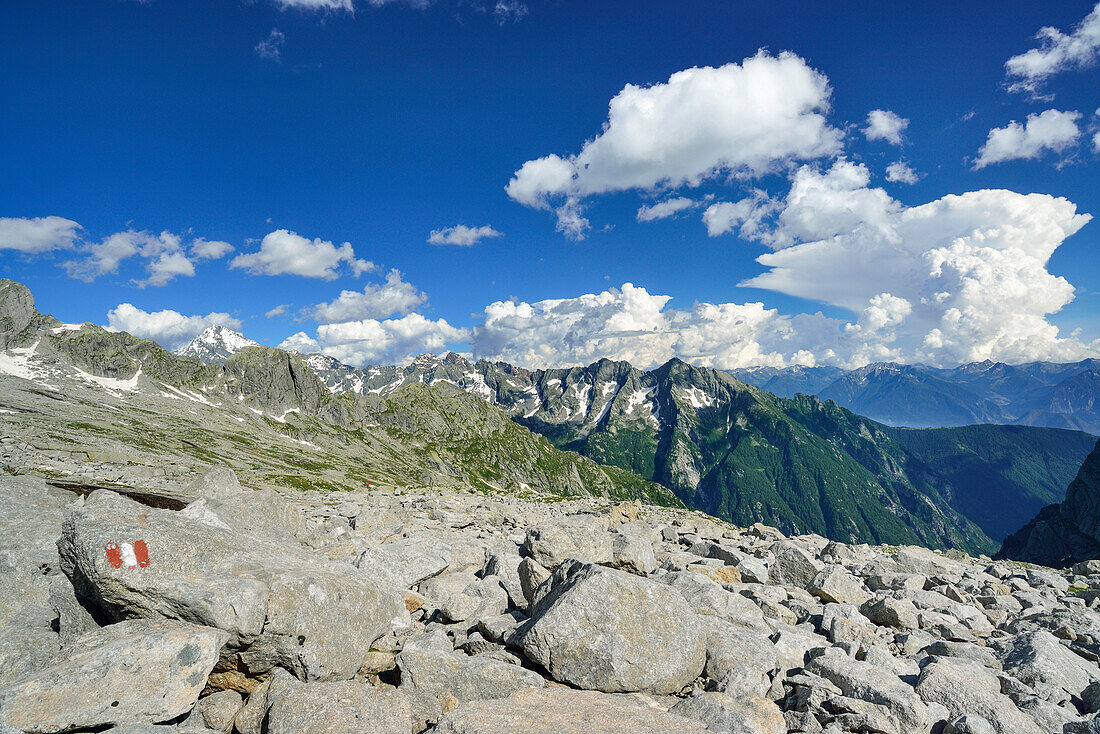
[4,470,1100,733]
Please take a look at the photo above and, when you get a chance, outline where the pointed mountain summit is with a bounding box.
[175,325,260,365]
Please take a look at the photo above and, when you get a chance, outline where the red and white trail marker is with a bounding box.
[105,540,150,569]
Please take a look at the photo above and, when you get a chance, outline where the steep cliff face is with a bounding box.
[998,440,1100,566]
[0,279,39,350]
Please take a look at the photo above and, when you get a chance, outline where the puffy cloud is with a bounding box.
[493,1,527,23]
[702,192,780,238]
[277,331,321,353]
[506,51,843,236]
[65,230,180,286]
[974,109,1082,168]
[1094,130,1100,152]
[230,229,373,279]
[272,0,353,10]
[62,229,229,286]
[306,269,427,323]
[281,314,468,366]
[707,160,899,248]
[740,163,1094,365]
[427,224,502,246]
[885,161,921,184]
[468,283,889,370]
[637,197,697,222]
[138,250,195,288]
[473,284,676,368]
[1006,2,1100,94]
[265,304,289,318]
[0,216,81,253]
[863,109,908,145]
[190,238,234,260]
[106,303,242,351]
[254,29,285,62]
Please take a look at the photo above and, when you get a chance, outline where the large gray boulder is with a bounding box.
[432,687,711,734]
[367,537,452,589]
[0,476,79,687]
[655,571,769,631]
[396,648,544,725]
[698,616,778,687]
[518,560,705,694]
[769,543,824,588]
[669,691,786,734]
[523,515,613,569]
[0,618,227,734]
[806,652,930,733]
[915,657,1044,734]
[58,489,406,681]
[263,669,412,734]
[993,630,1099,704]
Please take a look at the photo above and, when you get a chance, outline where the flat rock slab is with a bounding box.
[58,490,406,682]
[0,618,227,734]
[264,672,412,734]
[432,687,711,734]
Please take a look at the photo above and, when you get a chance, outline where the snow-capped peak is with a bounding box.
[175,325,260,364]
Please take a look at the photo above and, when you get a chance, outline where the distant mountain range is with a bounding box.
[730,360,1100,432]
[269,342,1097,552]
[12,301,1095,556]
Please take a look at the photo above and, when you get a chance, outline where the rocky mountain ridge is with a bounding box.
[295,350,1097,553]
[0,279,675,507]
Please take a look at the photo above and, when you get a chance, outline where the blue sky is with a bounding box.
[1,0,1098,369]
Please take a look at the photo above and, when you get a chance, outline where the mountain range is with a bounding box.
[0,280,676,509]
[177,327,1100,553]
[730,360,1100,432]
[9,284,1100,556]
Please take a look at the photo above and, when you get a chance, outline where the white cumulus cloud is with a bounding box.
[637,197,697,222]
[106,303,242,351]
[254,29,285,62]
[61,229,231,286]
[271,0,353,10]
[740,162,1094,365]
[863,109,909,145]
[280,313,468,366]
[885,161,921,184]
[427,224,502,246]
[506,51,843,239]
[1006,2,1100,94]
[190,238,234,260]
[230,229,373,279]
[974,109,1082,168]
[306,269,427,323]
[0,216,81,253]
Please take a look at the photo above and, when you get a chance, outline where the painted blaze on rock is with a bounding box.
[105,539,150,569]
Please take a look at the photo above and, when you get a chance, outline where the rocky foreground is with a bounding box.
[4,472,1100,733]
